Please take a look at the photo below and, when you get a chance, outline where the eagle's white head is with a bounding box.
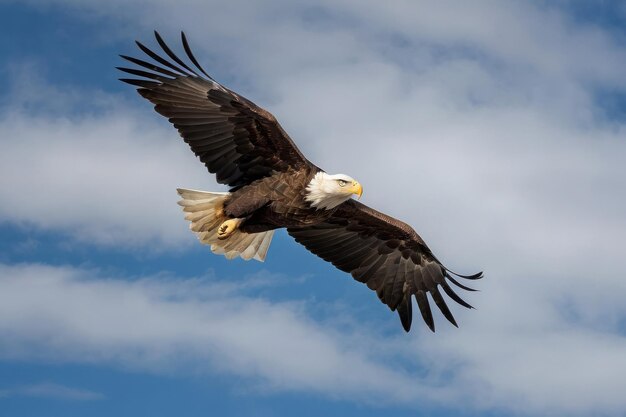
[305,172,363,210]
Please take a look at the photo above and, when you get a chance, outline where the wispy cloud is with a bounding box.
[0,382,104,401]
[1,263,625,414]
[0,67,213,248]
[0,263,429,404]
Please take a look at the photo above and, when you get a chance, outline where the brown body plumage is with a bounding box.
[225,168,327,232]
[119,31,483,332]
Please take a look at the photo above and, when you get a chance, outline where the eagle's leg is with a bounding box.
[217,217,244,240]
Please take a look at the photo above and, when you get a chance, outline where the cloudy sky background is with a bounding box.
[1,1,625,416]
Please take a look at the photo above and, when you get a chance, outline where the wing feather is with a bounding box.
[396,295,413,332]
[415,291,435,332]
[119,31,314,188]
[288,200,482,332]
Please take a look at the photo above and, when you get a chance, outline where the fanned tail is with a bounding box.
[177,188,274,262]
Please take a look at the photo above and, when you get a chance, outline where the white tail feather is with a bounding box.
[177,188,274,262]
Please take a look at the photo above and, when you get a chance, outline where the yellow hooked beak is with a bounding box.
[350,181,363,199]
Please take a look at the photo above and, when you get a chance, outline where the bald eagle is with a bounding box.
[118,32,482,332]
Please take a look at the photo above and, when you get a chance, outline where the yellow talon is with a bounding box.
[217,218,242,239]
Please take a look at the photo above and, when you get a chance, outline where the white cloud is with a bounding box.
[0,68,217,248]
[1,262,625,415]
[0,263,430,404]
[1,1,626,415]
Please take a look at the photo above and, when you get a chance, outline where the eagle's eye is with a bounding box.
[338,180,347,187]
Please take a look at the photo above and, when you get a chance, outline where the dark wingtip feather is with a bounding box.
[396,296,412,332]
[135,39,188,76]
[415,291,435,332]
[446,268,484,280]
[431,287,458,327]
[181,31,213,80]
[116,67,164,81]
[119,54,180,78]
[441,281,474,309]
[118,78,160,88]
[154,30,198,77]
[446,273,478,292]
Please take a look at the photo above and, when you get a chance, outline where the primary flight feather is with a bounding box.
[118,31,483,332]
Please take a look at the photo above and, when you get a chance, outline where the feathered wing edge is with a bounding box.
[385,263,483,333]
[118,31,214,88]
[117,30,315,189]
[382,245,484,332]
[288,201,484,333]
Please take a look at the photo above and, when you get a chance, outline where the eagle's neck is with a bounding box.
[305,171,352,210]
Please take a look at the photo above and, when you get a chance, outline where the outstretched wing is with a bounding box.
[118,31,313,188]
[288,200,482,332]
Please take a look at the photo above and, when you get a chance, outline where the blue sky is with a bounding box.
[1,1,626,416]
